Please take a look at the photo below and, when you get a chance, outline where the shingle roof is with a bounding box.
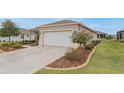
[41,20,86,27]
[31,20,97,34]
[95,30,107,34]
[117,29,124,33]
[40,20,91,29]
[19,28,34,34]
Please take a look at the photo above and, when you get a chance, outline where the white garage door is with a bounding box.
[43,31,72,47]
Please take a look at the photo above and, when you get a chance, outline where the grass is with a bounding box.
[34,40,124,74]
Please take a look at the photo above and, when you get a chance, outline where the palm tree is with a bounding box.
[0,19,20,45]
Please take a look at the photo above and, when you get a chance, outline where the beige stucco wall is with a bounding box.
[40,24,79,32]
[39,24,79,47]
[91,32,98,40]
[38,24,97,48]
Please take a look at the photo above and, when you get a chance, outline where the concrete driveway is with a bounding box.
[0,46,67,74]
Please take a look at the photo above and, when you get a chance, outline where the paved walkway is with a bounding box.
[0,46,67,74]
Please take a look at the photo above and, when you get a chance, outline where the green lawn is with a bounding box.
[34,40,124,74]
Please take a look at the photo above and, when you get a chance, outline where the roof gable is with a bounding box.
[31,20,97,34]
[41,20,87,27]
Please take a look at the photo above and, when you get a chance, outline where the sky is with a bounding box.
[0,18,124,35]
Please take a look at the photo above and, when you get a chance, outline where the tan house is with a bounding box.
[31,20,98,48]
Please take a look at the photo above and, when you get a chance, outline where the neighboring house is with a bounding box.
[95,30,107,39]
[106,35,116,40]
[0,28,36,41]
[31,20,98,48]
[117,30,124,40]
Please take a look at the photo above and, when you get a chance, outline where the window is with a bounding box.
[20,34,24,38]
[27,34,29,37]
[97,34,99,38]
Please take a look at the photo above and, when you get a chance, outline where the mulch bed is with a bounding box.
[0,47,26,52]
[47,49,91,68]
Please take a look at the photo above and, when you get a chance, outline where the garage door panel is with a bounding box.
[43,31,72,47]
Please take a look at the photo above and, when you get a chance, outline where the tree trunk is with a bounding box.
[30,32,31,40]
[8,35,11,46]
[7,35,11,49]
[79,43,84,48]
[84,43,86,48]
[22,34,25,44]
[23,36,25,44]
[36,35,39,45]
[79,43,81,47]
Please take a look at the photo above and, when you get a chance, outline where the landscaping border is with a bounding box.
[44,42,101,70]
[0,50,5,53]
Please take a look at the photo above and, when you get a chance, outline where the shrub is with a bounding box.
[17,41,23,44]
[24,40,29,42]
[22,40,36,45]
[65,48,84,61]
[28,40,36,44]
[12,43,22,48]
[0,42,22,48]
[23,40,29,44]
[92,40,101,46]
[3,40,6,42]
[11,41,14,45]
[1,43,9,47]
[85,43,95,50]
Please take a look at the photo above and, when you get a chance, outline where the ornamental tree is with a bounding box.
[70,31,92,47]
[0,19,20,44]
